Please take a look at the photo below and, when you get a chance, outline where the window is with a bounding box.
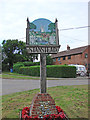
[58,57,61,61]
[85,64,87,67]
[85,53,88,58]
[63,56,66,60]
[68,55,71,59]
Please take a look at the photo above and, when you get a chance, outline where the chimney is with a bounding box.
[67,45,70,50]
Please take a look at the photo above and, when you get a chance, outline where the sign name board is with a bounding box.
[26,45,60,54]
[26,18,60,53]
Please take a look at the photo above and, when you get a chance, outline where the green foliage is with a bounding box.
[48,23,55,32]
[13,63,24,73]
[46,65,76,78]
[23,61,40,66]
[2,39,27,69]
[13,61,40,67]
[19,66,40,76]
[13,62,40,73]
[30,23,36,30]
[2,64,9,71]
[13,65,76,78]
[46,55,53,65]
[2,39,38,70]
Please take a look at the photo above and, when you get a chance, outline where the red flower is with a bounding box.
[59,112,65,119]
[45,114,50,118]
[56,106,64,114]
[21,106,66,120]
[34,115,38,118]
[23,107,29,111]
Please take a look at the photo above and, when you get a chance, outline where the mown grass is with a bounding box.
[2,72,60,80]
[2,72,40,80]
[2,85,88,119]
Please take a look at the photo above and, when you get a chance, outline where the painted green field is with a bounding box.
[2,85,88,119]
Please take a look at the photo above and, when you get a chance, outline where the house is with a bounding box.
[51,45,89,70]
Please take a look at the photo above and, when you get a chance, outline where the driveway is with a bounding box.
[2,77,89,95]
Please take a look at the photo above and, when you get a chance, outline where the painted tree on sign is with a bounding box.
[48,23,55,32]
[30,23,36,30]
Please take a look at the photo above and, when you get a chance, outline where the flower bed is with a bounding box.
[21,106,68,120]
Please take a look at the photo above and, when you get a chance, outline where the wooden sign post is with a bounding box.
[26,18,61,118]
[40,53,46,93]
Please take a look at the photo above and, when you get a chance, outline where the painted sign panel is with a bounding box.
[26,18,60,53]
[29,18,56,45]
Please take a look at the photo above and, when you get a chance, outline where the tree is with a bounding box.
[46,55,53,65]
[2,39,38,70]
[48,23,55,32]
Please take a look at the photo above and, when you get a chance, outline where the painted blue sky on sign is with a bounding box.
[32,18,52,32]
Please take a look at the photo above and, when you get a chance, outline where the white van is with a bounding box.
[68,64,87,76]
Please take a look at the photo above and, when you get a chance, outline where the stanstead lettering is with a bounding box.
[27,46,59,53]
[29,47,33,52]
[33,47,36,52]
[38,47,45,53]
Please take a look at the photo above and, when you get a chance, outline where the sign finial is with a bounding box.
[27,17,29,22]
[55,18,58,23]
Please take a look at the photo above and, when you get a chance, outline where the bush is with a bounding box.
[46,55,53,65]
[13,63,24,73]
[14,65,76,78]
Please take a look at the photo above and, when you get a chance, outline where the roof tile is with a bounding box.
[51,46,87,58]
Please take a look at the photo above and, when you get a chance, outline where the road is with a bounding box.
[2,77,89,95]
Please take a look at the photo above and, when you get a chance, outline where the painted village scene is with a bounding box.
[29,18,57,45]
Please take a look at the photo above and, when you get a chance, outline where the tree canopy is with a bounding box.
[46,55,53,65]
[2,39,38,70]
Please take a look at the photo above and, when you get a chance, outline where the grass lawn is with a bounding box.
[2,85,88,119]
[1,72,61,80]
[2,72,40,80]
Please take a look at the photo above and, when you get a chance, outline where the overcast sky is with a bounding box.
[0,0,89,51]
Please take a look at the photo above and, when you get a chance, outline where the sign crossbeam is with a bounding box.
[26,45,60,54]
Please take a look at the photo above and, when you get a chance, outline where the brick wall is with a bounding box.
[29,93,57,118]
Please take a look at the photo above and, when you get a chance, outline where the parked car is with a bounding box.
[68,64,87,76]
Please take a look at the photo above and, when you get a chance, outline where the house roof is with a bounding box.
[51,45,88,58]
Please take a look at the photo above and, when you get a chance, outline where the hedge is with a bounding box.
[46,65,76,78]
[19,66,40,76]
[13,63,24,73]
[14,65,76,78]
